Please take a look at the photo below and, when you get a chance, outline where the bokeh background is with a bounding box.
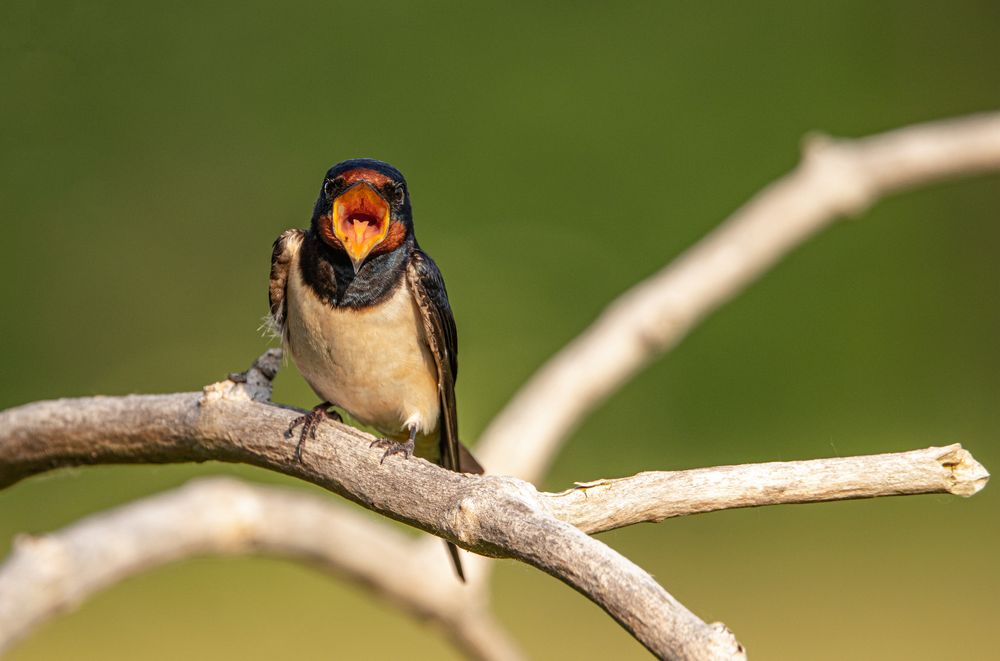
[2,1,998,659]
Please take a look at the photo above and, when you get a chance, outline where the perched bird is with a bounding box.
[268,158,483,580]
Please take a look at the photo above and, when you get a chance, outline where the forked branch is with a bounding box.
[0,380,745,660]
[0,367,990,657]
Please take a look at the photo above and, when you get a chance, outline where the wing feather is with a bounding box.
[406,250,473,473]
[267,229,305,341]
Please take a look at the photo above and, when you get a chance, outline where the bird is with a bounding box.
[267,158,483,581]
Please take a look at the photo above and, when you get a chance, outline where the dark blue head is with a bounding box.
[311,158,413,272]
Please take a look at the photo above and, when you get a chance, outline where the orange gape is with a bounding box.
[371,220,407,256]
[318,211,342,249]
[318,195,405,258]
[330,182,391,269]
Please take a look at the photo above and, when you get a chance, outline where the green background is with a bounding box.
[2,1,998,659]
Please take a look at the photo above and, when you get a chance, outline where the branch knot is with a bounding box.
[445,476,543,553]
[201,349,283,405]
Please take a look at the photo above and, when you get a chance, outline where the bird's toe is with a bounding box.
[286,403,338,461]
[371,438,415,464]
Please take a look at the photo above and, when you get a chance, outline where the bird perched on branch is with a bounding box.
[268,158,483,580]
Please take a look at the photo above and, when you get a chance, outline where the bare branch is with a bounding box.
[476,112,1000,482]
[2,383,991,657]
[544,444,990,534]
[0,477,521,660]
[0,389,745,660]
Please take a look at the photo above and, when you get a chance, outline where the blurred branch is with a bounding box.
[475,111,1000,482]
[0,365,745,660]
[0,477,521,661]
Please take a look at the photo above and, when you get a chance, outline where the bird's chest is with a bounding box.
[285,269,440,435]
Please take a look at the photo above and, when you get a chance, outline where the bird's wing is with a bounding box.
[406,250,472,473]
[268,229,305,341]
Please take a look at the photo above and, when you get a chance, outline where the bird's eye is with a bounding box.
[392,183,406,205]
[323,178,343,198]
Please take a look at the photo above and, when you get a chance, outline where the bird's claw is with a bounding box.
[370,438,415,464]
[286,404,342,461]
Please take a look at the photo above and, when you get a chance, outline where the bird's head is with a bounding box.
[311,158,412,273]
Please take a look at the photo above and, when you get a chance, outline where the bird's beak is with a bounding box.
[331,182,391,272]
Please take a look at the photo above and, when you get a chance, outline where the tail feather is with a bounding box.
[443,443,482,582]
[458,442,484,475]
[446,541,467,582]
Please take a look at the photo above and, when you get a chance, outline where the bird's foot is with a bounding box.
[286,403,342,461]
[370,437,415,464]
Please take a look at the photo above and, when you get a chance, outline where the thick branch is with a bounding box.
[0,391,744,660]
[0,477,520,660]
[543,444,989,534]
[476,112,1000,482]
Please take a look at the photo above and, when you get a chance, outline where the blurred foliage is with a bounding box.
[1,1,998,659]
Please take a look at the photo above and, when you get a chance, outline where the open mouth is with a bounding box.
[331,182,391,269]
[342,211,380,244]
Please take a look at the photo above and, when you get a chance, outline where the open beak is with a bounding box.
[331,182,391,272]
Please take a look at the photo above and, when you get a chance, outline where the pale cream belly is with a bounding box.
[285,271,441,438]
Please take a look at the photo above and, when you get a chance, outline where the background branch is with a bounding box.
[0,477,520,660]
[476,111,1000,483]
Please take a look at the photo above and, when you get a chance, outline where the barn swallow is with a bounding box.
[268,158,482,581]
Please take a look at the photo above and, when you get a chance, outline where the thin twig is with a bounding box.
[543,444,989,534]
